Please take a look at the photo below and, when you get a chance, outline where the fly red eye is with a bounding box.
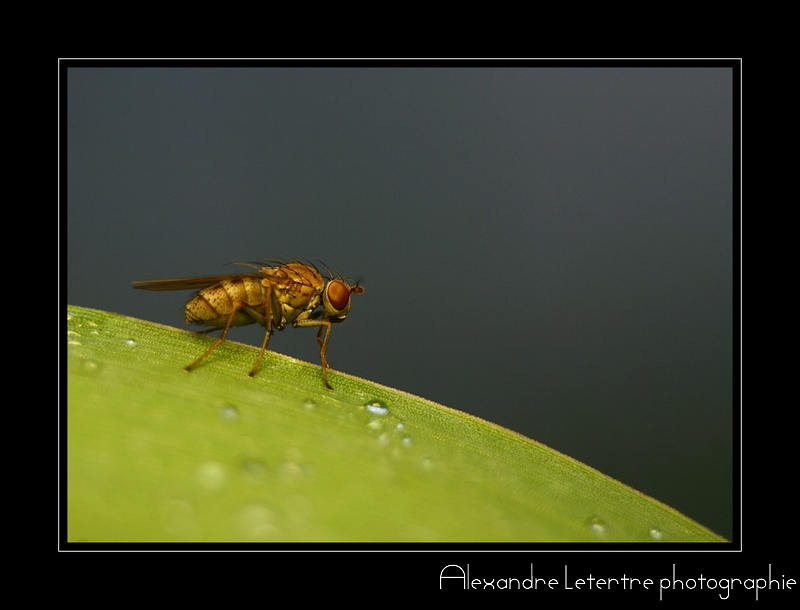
[327,280,351,311]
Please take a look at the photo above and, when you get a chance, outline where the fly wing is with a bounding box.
[132,274,263,291]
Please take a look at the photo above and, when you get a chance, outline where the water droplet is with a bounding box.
[124,339,138,347]
[238,505,278,540]
[395,422,405,430]
[649,528,664,541]
[242,458,267,479]
[365,400,388,416]
[78,321,99,335]
[82,359,100,373]
[278,462,304,485]
[587,516,607,536]
[197,461,226,489]
[421,458,435,472]
[366,420,382,432]
[220,405,239,421]
[302,399,317,411]
[402,436,413,447]
[377,433,390,446]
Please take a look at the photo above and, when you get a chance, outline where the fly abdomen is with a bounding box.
[185,277,265,326]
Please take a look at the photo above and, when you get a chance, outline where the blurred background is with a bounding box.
[66,66,734,539]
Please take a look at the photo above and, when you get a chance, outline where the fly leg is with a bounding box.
[240,301,272,379]
[295,317,334,389]
[316,325,331,373]
[317,319,333,390]
[185,304,245,372]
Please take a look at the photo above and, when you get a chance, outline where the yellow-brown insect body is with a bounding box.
[132,261,363,389]
[261,263,325,329]
[186,277,269,328]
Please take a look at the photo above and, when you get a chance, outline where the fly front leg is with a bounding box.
[295,317,334,389]
[316,327,330,368]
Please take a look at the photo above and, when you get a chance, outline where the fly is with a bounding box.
[132,261,364,390]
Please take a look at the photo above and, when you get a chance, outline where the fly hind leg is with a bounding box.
[185,305,244,372]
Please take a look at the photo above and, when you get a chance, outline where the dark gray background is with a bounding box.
[66,66,734,540]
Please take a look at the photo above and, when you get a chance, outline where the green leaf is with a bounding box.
[67,305,725,542]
